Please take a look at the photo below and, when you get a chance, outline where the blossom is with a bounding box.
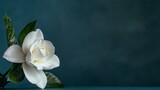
[3,29,60,89]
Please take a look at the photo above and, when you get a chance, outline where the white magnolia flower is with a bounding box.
[3,29,60,89]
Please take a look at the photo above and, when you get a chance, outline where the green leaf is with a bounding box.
[7,63,24,83]
[4,15,16,47]
[45,72,64,88]
[18,20,37,46]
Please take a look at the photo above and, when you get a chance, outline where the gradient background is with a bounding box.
[0,0,160,88]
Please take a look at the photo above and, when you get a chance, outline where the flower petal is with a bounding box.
[25,51,33,66]
[3,45,25,63]
[42,55,60,70]
[36,77,47,89]
[30,40,55,61]
[22,29,44,54]
[30,55,60,70]
[22,63,47,89]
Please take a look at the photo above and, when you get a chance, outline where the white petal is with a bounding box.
[30,40,55,61]
[36,77,47,89]
[22,29,44,54]
[22,63,47,89]
[3,45,25,63]
[25,51,33,66]
[43,55,60,70]
[31,55,60,70]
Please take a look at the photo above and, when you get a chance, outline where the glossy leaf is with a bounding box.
[4,15,16,47]
[45,72,64,88]
[7,63,24,83]
[18,20,36,46]
[4,16,24,83]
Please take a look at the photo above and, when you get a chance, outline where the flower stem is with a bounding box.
[3,68,10,77]
[0,68,10,88]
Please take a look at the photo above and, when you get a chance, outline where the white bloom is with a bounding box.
[3,29,60,89]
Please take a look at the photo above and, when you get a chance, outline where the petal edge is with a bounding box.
[22,29,44,54]
[3,45,25,63]
[22,63,47,89]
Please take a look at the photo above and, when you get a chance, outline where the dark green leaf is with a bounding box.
[18,20,37,46]
[7,63,24,83]
[45,72,64,88]
[4,15,16,47]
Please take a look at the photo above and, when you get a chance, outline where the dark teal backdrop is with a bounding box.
[0,0,160,88]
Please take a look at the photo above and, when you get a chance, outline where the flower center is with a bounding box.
[33,59,41,63]
[40,47,49,56]
[31,46,49,64]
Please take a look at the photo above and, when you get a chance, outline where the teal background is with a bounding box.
[4,87,160,90]
[0,0,160,88]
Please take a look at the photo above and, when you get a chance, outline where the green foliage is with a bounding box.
[4,15,25,83]
[45,72,64,88]
[3,15,64,88]
[7,63,24,83]
[18,20,36,46]
[4,15,16,46]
